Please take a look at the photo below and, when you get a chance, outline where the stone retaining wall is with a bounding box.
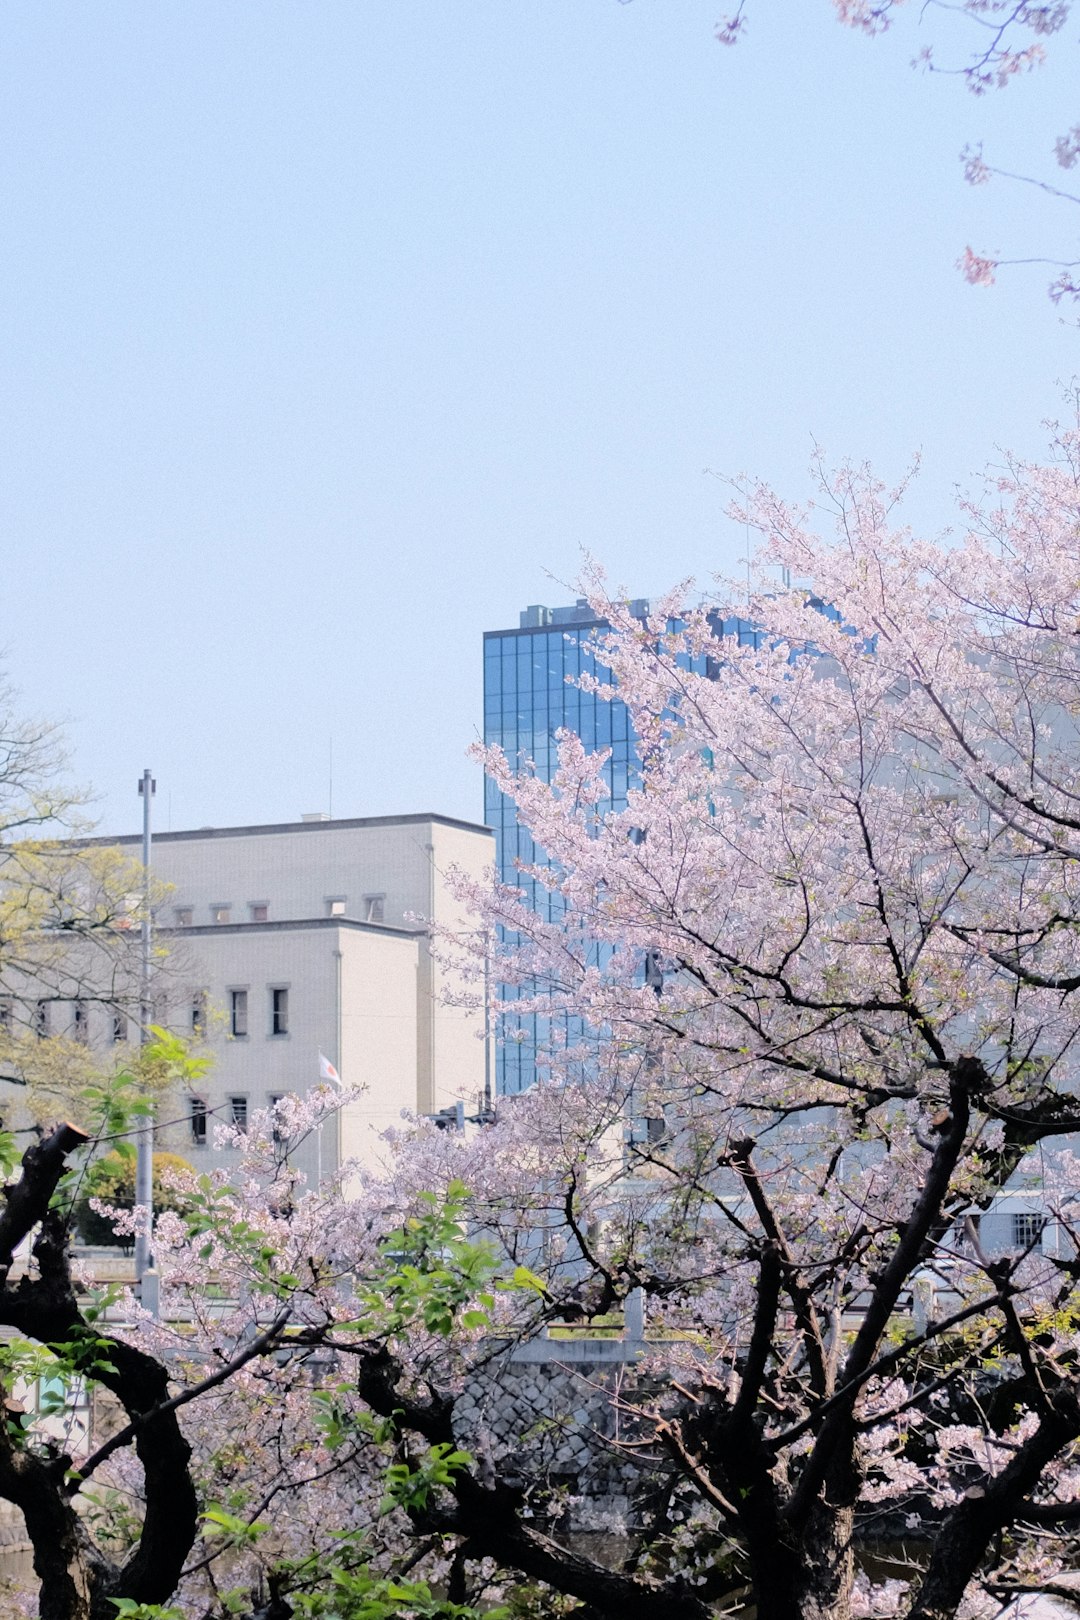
[453,1332,673,1529]
[0,1497,34,1601]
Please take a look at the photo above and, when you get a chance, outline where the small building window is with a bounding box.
[1013,1211,1046,1251]
[229,1095,248,1132]
[268,1093,285,1145]
[190,1097,208,1147]
[271,987,289,1036]
[73,1002,89,1044]
[229,989,248,1038]
[362,894,385,924]
[211,905,231,926]
[174,906,193,928]
[191,992,207,1036]
[34,1001,49,1040]
[326,897,346,917]
[112,1009,127,1044]
[249,903,268,923]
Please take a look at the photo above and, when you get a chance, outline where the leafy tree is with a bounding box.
[0,677,166,1130]
[72,1149,196,1249]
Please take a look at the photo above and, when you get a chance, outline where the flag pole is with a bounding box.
[316,1052,342,1190]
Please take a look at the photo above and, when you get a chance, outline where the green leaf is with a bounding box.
[510,1265,547,1295]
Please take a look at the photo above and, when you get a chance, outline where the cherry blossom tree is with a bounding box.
[17,423,1080,1617]
[714,1,1080,303]
[444,411,1080,1617]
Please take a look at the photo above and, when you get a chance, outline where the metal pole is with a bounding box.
[134,769,155,1295]
[482,940,492,1120]
[333,945,342,1179]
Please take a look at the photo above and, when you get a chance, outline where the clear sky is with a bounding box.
[1,2,1074,837]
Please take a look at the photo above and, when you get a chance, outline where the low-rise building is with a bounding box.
[85,810,494,1178]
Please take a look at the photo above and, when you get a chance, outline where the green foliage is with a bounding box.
[0,1323,123,1450]
[180,1174,306,1294]
[59,1025,209,1146]
[45,1322,118,1381]
[380,1442,473,1515]
[202,1504,271,1546]
[137,1025,212,1090]
[73,1148,195,1248]
[109,1603,185,1620]
[312,1388,396,1453]
[287,1566,504,1620]
[0,1129,20,1180]
[271,1537,510,1620]
[81,1485,143,1556]
[355,1180,501,1339]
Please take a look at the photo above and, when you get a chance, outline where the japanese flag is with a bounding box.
[318,1052,342,1086]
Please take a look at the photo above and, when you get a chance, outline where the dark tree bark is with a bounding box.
[0,1124,200,1620]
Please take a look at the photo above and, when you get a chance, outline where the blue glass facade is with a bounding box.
[484,602,636,1094]
[484,599,764,1094]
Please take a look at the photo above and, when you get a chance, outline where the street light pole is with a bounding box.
[134,769,155,1294]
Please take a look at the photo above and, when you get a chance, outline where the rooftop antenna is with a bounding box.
[328,736,333,820]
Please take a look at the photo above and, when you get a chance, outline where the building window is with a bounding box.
[211,905,231,926]
[326,897,346,917]
[1013,1211,1046,1251]
[271,987,289,1036]
[112,1009,127,1044]
[249,903,268,923]
[229,1095,248,1132]
[191,991,207,1036]
[362,894,385,924]
[73,1002,89,1044]
[174,906,193,927]
[229,989,248,1038]
[34,1001,49,1040]
[268,1093,285,1145]
[190,1097,208,1147]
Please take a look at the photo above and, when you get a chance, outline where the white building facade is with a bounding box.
[93,811,494,1178]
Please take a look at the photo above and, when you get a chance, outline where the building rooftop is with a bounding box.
[82,810,494,849]
[160,913,421,941]
[484,598,653,637]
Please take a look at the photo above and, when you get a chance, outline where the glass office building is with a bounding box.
[485,602,764,1095]
[484,598,764,1093]
[483,592,826,1094]
[483,600,638,1093]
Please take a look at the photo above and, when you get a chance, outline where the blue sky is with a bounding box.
[1,2,1074,835]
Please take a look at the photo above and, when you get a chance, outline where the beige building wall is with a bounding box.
[70,812,495,1177]
[158,919,418,1179]
[337,926,421,1166]
[95,814,477,935]
[425,820,496,1117]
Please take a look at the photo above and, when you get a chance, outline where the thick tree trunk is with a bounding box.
[0,1128,201,1620]
[907,1393,1080,1620]
[796,1500,855,1620]
[29,1507,94,1620]
[0,1443,108,1620]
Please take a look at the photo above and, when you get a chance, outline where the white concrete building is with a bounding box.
[94,811,494,1178]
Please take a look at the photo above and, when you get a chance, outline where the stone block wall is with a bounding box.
[452,1335,672,1530]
